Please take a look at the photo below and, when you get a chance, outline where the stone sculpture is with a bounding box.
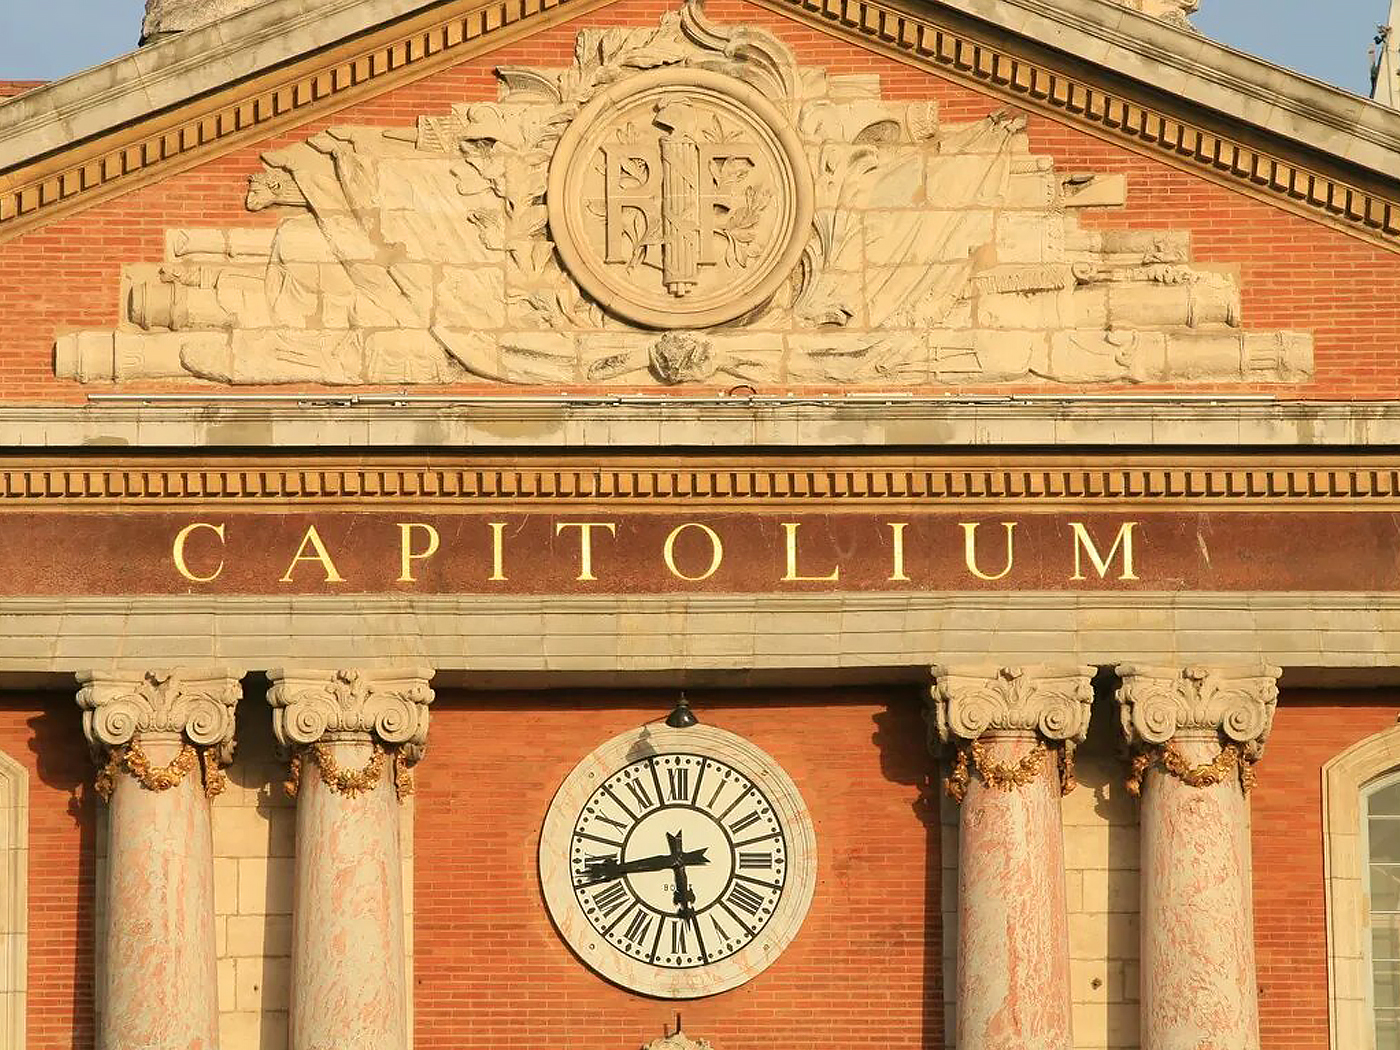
[57,0,1309,387]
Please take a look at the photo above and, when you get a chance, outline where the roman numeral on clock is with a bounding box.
[738,850,773,869]
[726,881,766,916]
[728,810,762,834]
[625,779,654,812]
[589,881,630,919]
[666,767,689,802]
[670,918,688,955]
[622,909,652,946]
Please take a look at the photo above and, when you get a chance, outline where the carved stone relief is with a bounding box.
[54,0,1312,388]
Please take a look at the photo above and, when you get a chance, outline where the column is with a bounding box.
[1117,664,1281,1050]
[268,667,434,1050]
[77,668,241,1049]
[930,664,1094,1050]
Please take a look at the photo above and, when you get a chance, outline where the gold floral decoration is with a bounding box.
[93,735,226,801]
[944,739,1077,803]
[284,739,415,802]
[1126,740,1256,798]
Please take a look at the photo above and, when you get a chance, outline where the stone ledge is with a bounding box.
[2,401,1400,448]
[1,592,1398,679]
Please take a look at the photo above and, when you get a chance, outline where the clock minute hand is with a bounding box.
[577,847,709,888]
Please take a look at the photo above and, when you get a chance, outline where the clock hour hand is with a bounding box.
[577,846,709,888]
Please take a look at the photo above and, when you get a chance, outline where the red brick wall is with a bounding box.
[412,687,939,1049]
[0,0,1396,401]
[0,692,97,1050]
[2,680,1398,1048]
[1251,690,1400,1050]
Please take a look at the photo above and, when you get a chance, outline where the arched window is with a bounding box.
[1324,729,1400,1050]
[0,750,27,1048]
[1366,774,1400,1049]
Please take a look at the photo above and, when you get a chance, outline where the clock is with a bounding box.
[539,722,817,998]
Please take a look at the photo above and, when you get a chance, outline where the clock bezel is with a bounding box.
[539,722,817,998]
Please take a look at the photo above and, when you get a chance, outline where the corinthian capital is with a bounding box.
[267,668,435,756]
[77,668,242,761]
[1116,664,1281,758]
[929,665,1096,748]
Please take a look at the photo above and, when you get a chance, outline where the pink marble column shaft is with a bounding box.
[269,667,434,1050]
[291,736,408,1050]
[103,733,219,1049]
[956,731,1073,1050]
[1117,663,1279,1050]
[1139,733,1259,1050]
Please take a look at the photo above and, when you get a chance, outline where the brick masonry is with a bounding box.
[0,0,1397,400]
[0,684,1396,1046]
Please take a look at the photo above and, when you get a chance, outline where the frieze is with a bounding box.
[0,508,1394,595]
[52,2,1314,389]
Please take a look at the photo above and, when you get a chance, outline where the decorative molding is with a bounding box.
[0,458,1396,506]
[1115,663,1280,757]
[750,0,1400,251]
[0,749,26,1050]
[642,1029,715,1050]
[1,0,1396,253]
[929,664,1095,745]
[1321,723,1400,1050]
[0,0,608,243]
[266,667,435,755]
[76,667,241,761]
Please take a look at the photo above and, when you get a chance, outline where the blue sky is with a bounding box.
[0,0,1391,97]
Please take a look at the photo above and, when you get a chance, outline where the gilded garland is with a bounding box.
[1125,740,1257,797]
[93,735,228,801]
[283,739,416,801]
[944,739,1078,803]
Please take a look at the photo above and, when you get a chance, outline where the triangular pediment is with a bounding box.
[1,0,1399,250]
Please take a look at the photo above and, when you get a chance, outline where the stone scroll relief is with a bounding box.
[54,1,1312,387]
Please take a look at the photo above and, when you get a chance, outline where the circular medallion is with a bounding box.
[547,68,815,330]
[539,723,817,998]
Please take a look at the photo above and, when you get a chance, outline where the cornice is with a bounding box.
[7,402,1400,450]
[0,0,607,242]
[0,455,1395,507]
[751,0,1400,250]
[0,0,1397,248]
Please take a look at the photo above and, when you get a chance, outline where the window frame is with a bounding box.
[0,749,26,1048]
[1323,727,1400,1050]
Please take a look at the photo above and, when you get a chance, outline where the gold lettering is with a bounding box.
[279,525,346,584]
[173,522,225,583]
[781,522,840,582]
[663,522,724,582]
[960,522,1017,582]
[555,522,618,582]
[1070,521,1140,581]
[396,522,440,583]
[886,522,910,582]
[488,521,508,582]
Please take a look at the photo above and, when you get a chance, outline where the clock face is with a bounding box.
[540,724,816,998]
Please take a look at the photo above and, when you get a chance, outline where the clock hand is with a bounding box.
[577,847,709,888]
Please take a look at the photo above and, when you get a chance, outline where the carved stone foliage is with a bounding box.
[77,668,241,762]
[55,0,1312,388]
[1112,0,1200,31]
[1116,664,1281,759]
[642,1029,714,1050]
[266,668,434,758]
[929,664,1095,747]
